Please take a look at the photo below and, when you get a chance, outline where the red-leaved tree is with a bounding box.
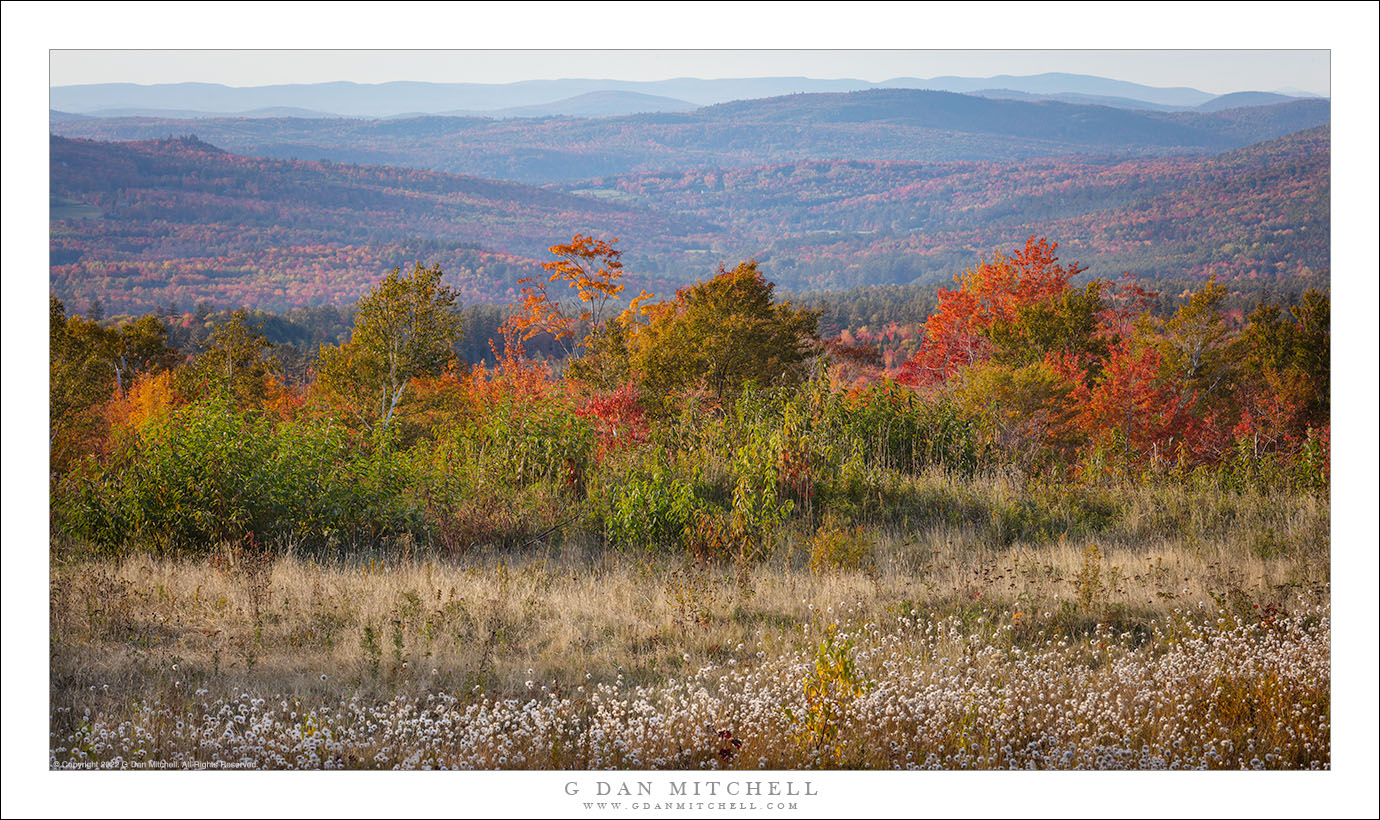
[899,237,1086,386]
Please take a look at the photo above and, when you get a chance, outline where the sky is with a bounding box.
[49,49,1330,96]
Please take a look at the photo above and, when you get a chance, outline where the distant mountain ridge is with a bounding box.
[50,72,1326,119]
[692,89,1233,147]
[441,90,698,119]
[1195,91,1305,112]
[968,89,1185,111]
[50,89,1330,184]
[65,106,342,120]
[880,72,1216,107]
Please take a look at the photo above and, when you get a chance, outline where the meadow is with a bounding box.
[50,472,1329,770]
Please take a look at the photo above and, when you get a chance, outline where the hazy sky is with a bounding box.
[50,50,1330,96]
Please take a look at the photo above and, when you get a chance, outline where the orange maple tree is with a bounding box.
[105,370,178,439]
[508,235,626,352]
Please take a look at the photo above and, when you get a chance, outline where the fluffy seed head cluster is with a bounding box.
[51,607,1328,770]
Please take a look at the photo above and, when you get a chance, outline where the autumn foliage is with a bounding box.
[891,237,1328,478]
[50,235,1329,555]
[898,237,1086,386]
[49,126,1328,315]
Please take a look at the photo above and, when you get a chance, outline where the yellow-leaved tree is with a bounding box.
[315,263,463,434]
[619,261,820,414]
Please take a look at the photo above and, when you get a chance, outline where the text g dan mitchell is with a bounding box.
[565,780,818,797]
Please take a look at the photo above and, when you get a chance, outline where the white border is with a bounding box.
[4,3,1377,818]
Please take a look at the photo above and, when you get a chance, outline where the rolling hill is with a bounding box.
[49,135,713,313]
[50,122,1328,314]
[50,89,1330,184]
[1196,91,1303,112]
[446,90,698,119]
[561,125,1328,291]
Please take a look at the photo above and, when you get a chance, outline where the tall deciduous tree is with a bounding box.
[316,263,463,431]
[984,281,1108,376]
[181,309,279,408]
[1231,287,1330,444]
[1160,275,1232,397]
[542,234,626,330]
[899,236,1088,386]
[50,297,178,474]
[623,261,819,411]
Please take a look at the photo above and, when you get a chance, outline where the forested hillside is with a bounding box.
[637,125,1328,290]
[50,90,1329,183]
[51,125,1328,313]
[50,135,711,312]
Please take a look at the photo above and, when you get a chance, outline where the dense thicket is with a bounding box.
[50,237,1329,557]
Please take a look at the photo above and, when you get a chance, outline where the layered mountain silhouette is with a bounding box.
[51,88,1329,184]
[51,72,1323,119]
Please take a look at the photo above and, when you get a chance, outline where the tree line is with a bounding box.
[50,235,1329,557]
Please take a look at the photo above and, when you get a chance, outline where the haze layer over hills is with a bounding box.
[50,72,1322,119]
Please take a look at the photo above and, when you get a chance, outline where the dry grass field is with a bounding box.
[49,476,1330,770]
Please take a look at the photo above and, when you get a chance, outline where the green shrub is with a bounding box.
[729,417,794,558]
[407,397,589,552]
[107,396,278,551]
[604,464,700,552]
[53,397,416,553]
[825,381,986,478]
[461,396,594,492]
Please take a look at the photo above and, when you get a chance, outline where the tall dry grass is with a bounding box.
[49,475,1329,769]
